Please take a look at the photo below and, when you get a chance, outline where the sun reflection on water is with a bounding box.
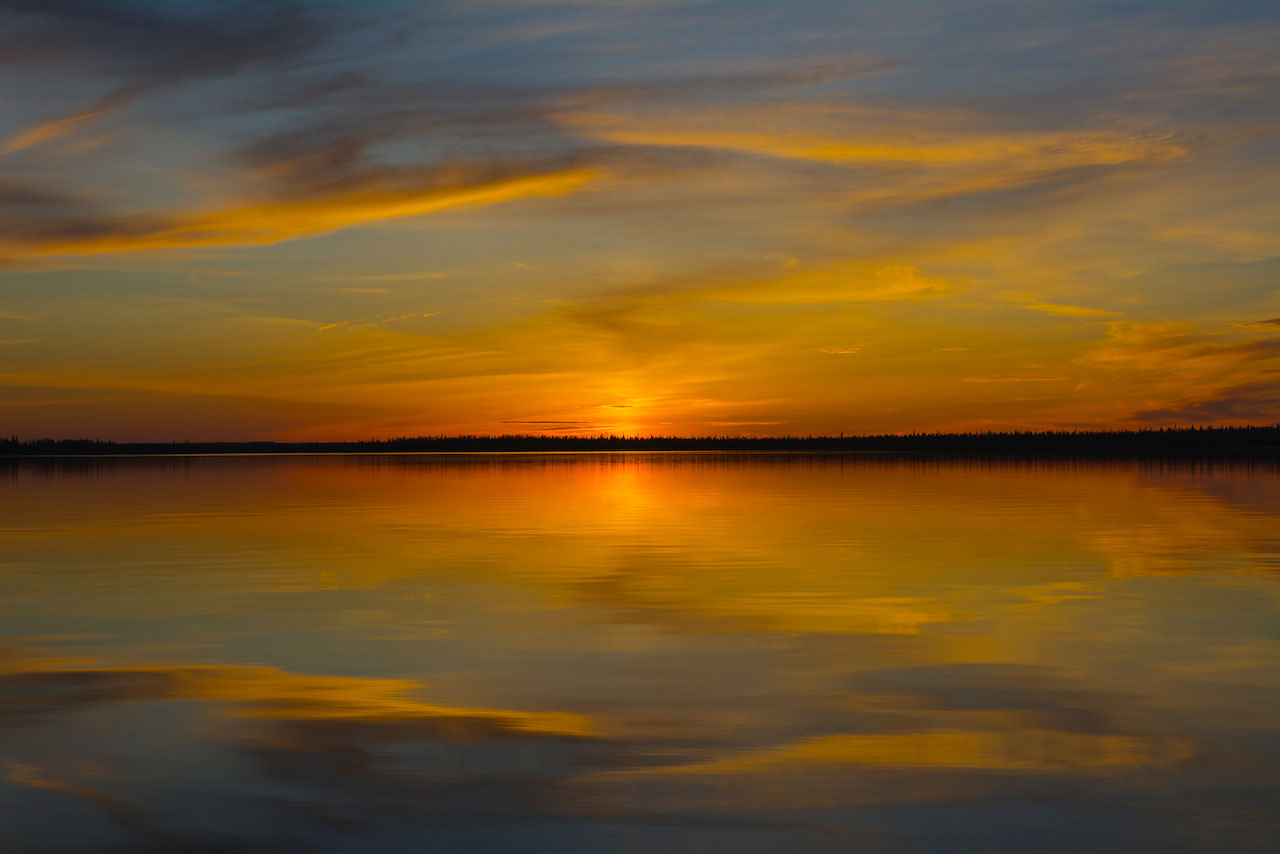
[1,454,1277,850]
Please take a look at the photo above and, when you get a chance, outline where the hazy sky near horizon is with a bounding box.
[0,0,1277,440]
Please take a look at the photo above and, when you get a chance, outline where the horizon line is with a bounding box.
[4,423,1280,451]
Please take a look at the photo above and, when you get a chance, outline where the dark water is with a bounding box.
[1,454,1277,852]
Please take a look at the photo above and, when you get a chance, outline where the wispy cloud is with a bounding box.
[0,166,596,260]
[568,109,1182,167]
[998,290,1118,318]
[963,376,1069,383]
[710,263,953,305]
[2,95,128,154]
[501,420,593,425]
[706,420,787,426]
[1131,377,1280,424]
[559,103,1187,209]
[1230,318,1280,331]
[318,272,454,283]
[1088,322,1280,374]
[1085,321,1280,424]
[317,312,438,333]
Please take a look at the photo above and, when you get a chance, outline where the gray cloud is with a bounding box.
[1132,377,1280,423]
[0,0,332,83]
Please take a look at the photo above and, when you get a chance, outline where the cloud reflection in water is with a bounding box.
[0,455,1277,851]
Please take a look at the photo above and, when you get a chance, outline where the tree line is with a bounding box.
[2,425,1278,456]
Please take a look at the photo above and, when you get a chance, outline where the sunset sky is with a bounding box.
[1,0,1277,440]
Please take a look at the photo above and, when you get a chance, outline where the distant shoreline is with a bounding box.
[4,426,1279,458]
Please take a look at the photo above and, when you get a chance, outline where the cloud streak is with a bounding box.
[1085,321,1280,424]
[558,104,1189,210]
[0,166,596,259]
[998,290,1118,318]
[317,312,438,333]
[963,376,1070,383]
[566,110,1184,169]
[2,94,128,154]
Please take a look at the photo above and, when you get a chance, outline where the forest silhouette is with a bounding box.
[2,425,1278,457]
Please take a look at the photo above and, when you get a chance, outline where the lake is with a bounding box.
[1,454,1278,852]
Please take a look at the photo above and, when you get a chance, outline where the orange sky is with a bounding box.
[1,0,1277,439]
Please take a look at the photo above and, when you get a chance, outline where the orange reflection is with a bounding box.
[606,730,1193,778]
[1,456,1278,848]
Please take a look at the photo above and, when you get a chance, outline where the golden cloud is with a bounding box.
[0,168,596,259]
[562,104,1185,172]
[963,376,1070,383]
[998,290,1118,317]
[711,263,951,304]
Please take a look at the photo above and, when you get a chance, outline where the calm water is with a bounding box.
[1,454,1278,852]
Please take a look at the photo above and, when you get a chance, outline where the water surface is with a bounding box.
[2,454,1278,851]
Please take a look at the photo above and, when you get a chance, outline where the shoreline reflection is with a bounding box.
[1,455,1276,850]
